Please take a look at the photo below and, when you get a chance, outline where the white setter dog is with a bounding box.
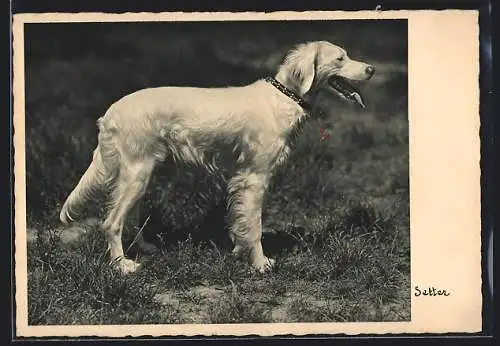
[59,41,375,274]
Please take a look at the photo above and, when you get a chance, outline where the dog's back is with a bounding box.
[60,80,285,226]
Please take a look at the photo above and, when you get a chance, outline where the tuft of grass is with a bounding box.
[287,296,365,322]
[208,283,272,324]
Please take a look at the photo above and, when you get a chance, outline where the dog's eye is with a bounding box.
[337,56,345,62]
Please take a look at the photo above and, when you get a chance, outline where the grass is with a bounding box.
[28,227,178,325]
[23,20,409,325]
[27,195,409,324]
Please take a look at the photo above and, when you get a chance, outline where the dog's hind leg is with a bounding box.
[227,170,275,273]
[102,158,155,274]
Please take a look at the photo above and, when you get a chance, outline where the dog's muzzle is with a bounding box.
[326,66,375,108]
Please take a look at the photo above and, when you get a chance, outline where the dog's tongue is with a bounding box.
[350,92,365,108]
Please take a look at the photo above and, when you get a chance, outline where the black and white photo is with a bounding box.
[13,10,482,337]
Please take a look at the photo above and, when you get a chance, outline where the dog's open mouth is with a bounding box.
[327,76,366,108]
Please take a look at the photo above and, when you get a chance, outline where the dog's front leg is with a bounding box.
[227,171,275,273]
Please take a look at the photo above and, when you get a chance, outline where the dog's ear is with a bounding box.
[284,43,319,95]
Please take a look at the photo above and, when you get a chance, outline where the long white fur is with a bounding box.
[59,41,374,274]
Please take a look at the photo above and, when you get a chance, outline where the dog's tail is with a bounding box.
[59,118,120,225]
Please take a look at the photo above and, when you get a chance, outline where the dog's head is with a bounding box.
[276,41,375,108]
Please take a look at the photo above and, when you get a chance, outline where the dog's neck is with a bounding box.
[273,70,323,113]
[265,77,311,111]
[268,75,324,149]
[274,72,306,100]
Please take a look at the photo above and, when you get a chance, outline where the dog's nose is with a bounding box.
[366,65,375,77]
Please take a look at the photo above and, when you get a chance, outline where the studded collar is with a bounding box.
[265,76,311,111]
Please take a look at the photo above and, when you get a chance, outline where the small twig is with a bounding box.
[125,215,151,255]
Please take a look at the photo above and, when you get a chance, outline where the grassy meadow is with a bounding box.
[24,20,410,325]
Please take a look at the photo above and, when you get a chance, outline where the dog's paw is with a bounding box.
[115,258,141,274]
[253,256,276,274]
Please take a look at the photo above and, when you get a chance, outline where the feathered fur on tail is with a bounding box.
[59,118,120,225]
